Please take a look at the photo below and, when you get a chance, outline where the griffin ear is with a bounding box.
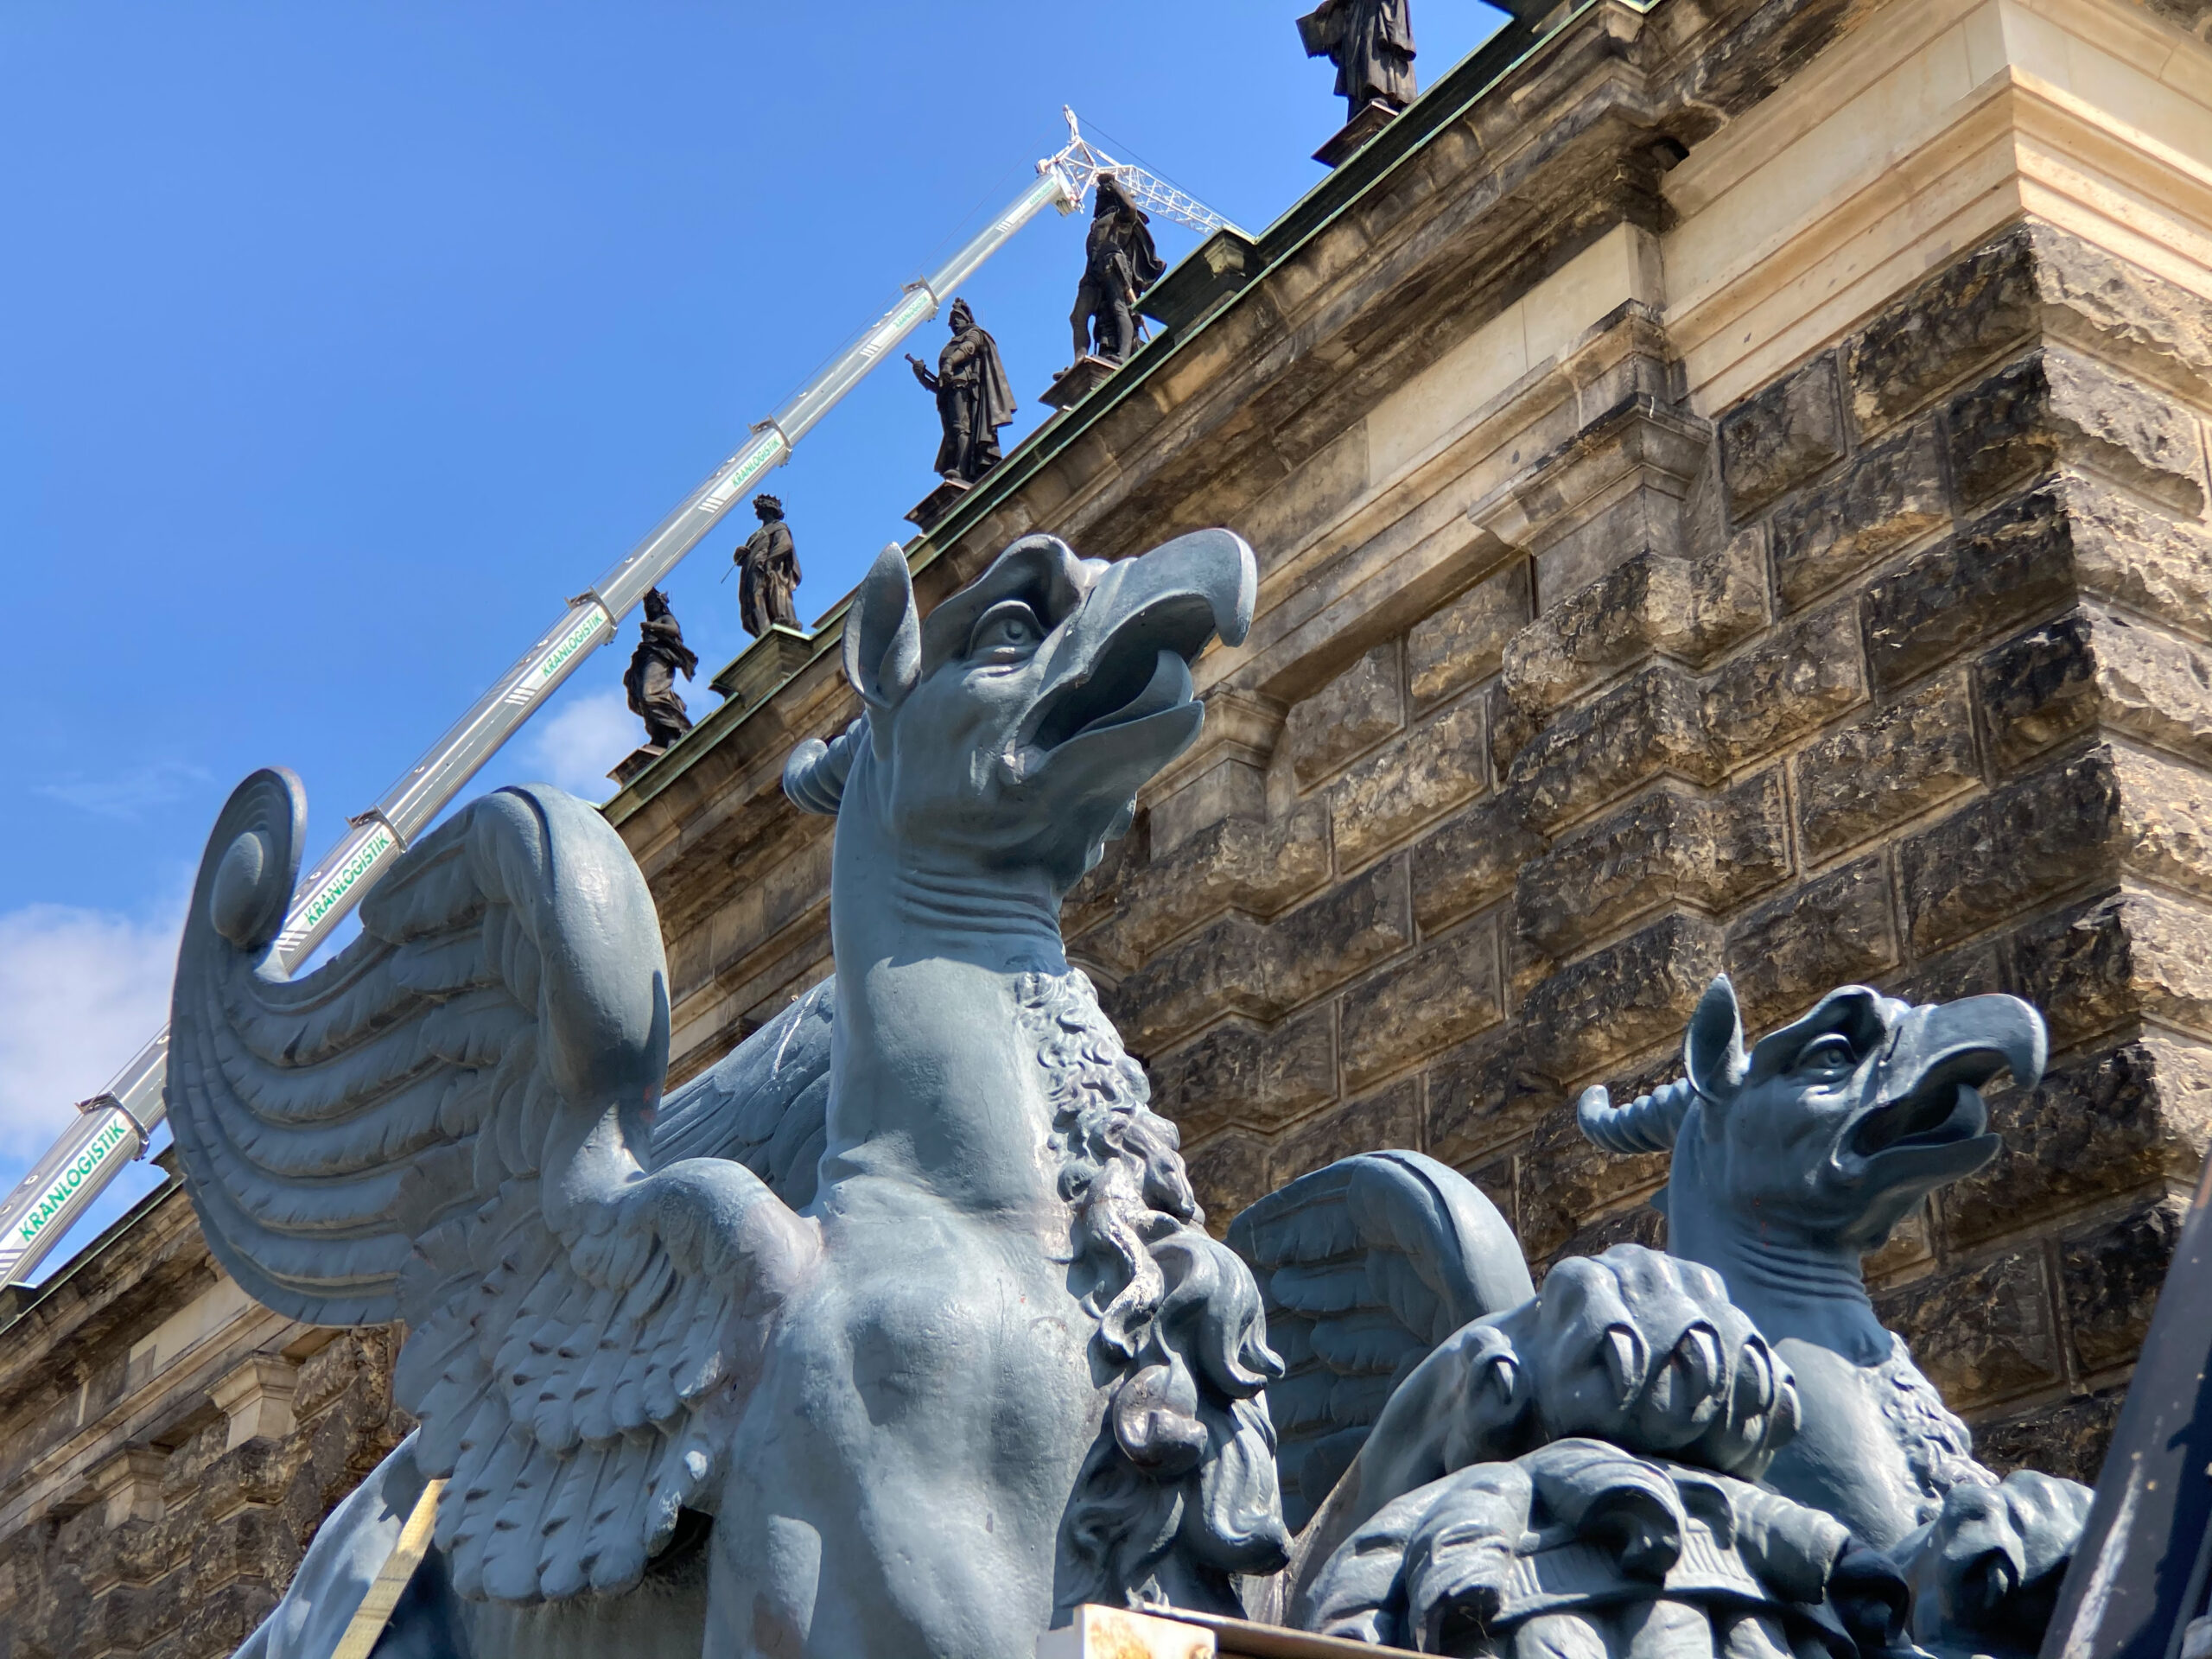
[1685,975,1749,1104]
[844,543,920,734]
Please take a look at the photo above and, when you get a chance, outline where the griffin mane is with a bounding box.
[1015,969,1290,1612]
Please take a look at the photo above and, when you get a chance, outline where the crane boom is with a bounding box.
[0,112,1229,1293]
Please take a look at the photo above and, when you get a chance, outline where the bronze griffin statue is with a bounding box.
[168,529,2088,1659]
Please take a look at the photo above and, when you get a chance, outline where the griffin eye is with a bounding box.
[1796,1035,1857,1076]
[969,600,1045,661]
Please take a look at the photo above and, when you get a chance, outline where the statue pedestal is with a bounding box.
[606,745,664,789]
[1041,355,1122,412]
[904,477,972,531]
[710,624,815,714]
[1313,99,1401,168]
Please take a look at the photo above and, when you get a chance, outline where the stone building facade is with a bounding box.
[3,0,2209,1654]
[612,0,2212,1486]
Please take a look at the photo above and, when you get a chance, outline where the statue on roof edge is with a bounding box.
[906,297,1016,485]
[1298,0,1416,119]
[734,493,803,637]
[1070,175,1166,366]
[621,586,698,749]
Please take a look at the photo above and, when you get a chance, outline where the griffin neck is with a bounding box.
[1665,1183,1895,1367]
[816,766,1073,1223]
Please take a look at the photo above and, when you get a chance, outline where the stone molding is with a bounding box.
[208,1355,298,1451]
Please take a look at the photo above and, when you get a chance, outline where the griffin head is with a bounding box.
[1580,975,2047,1253]
[784,529,1256,892]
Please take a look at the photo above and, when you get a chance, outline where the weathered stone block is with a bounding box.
[1518,1100,1669,1265]
[1145,1006,1337,1141]
[1427,1031,1558,1168]
[2015,888,2212,1049]
[1148,753,1267,856]
[1726,857,1898,1027]
[1875,1248,2063,1409]
[1943,1035,2212,1246]
[1408,563,1531,710]
[2067,477,2212,639]
[1770,420,1950,610]
[2062,1198,2187,1375]
[1286,644,1403,788]
[1898,750,2120,954]
[1184,1130,1273,1241]
[1795,673,1980,861]
[1700,603,1867,767]
[1083,802,1331,970]
[1519,914,1726,1081]
[1516,773,1789,963]
[1977,612,2100,770]
[1862,486,2078,694]
[1948,347,2206,513]
[1270,855,1415,1014]
[1410,785,1545,932]
[1974,1387,2123,1487]
[1107,912,1274,1050]
[1847,225,2038,435]
[1497,536,1767,764]
[1506,666,1721,834]
[1329,697,1489,870]
[1720,353,1847,517]
[2090,610,2212,768]
[1271,1081,1422,1186]
[2114,743,2212,901]
[1340,918,1502,1090]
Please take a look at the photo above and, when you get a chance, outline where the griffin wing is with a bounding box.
[1226,1151,1534,1531]
[648,977,833,1205]
[167,770,820,1603]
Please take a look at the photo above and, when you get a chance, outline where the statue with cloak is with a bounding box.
[1298,0,1416,118]
[734,493,803,637]
[906,297,1016,484]
[1070,175,1166,365]
[620,587,698,749]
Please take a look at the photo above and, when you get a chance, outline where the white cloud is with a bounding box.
[0,900,181,1163]
[35,761,213,820]
[515,684,640,802]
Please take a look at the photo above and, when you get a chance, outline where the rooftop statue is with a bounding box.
[734,493,803,637]
[1580,976,2092,1656]
[621,585,698,748]
[1297,0,1416,120]
[1070,176,1165,366]
[906,297,1016,485]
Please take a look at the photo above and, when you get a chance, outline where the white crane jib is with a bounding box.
[0,111,1234,1293]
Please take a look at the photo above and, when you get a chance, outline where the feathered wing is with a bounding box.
[1225,1151,1534,1532]
[167,770,821,1603]
[648,977,833,1205]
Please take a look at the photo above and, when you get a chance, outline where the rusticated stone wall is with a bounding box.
[1076,217,2212,1484]
[0,1180,408,1659]
[602,0,2212,1492]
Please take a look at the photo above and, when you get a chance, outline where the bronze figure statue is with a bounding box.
[1298,0,1416,118]
[734,493,803,637]
[906,297,1015,484]
[1070,176,1165,365]
[620,586,698,748]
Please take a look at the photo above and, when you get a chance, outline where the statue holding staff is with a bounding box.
[906,297,1016,484]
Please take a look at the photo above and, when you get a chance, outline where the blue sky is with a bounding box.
[0,1,1509,1273]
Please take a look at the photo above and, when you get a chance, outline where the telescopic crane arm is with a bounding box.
[0,112,1230,1290]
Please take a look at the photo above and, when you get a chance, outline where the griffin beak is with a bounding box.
[1847,995,2047,1177]
[1023,530,1258,761]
